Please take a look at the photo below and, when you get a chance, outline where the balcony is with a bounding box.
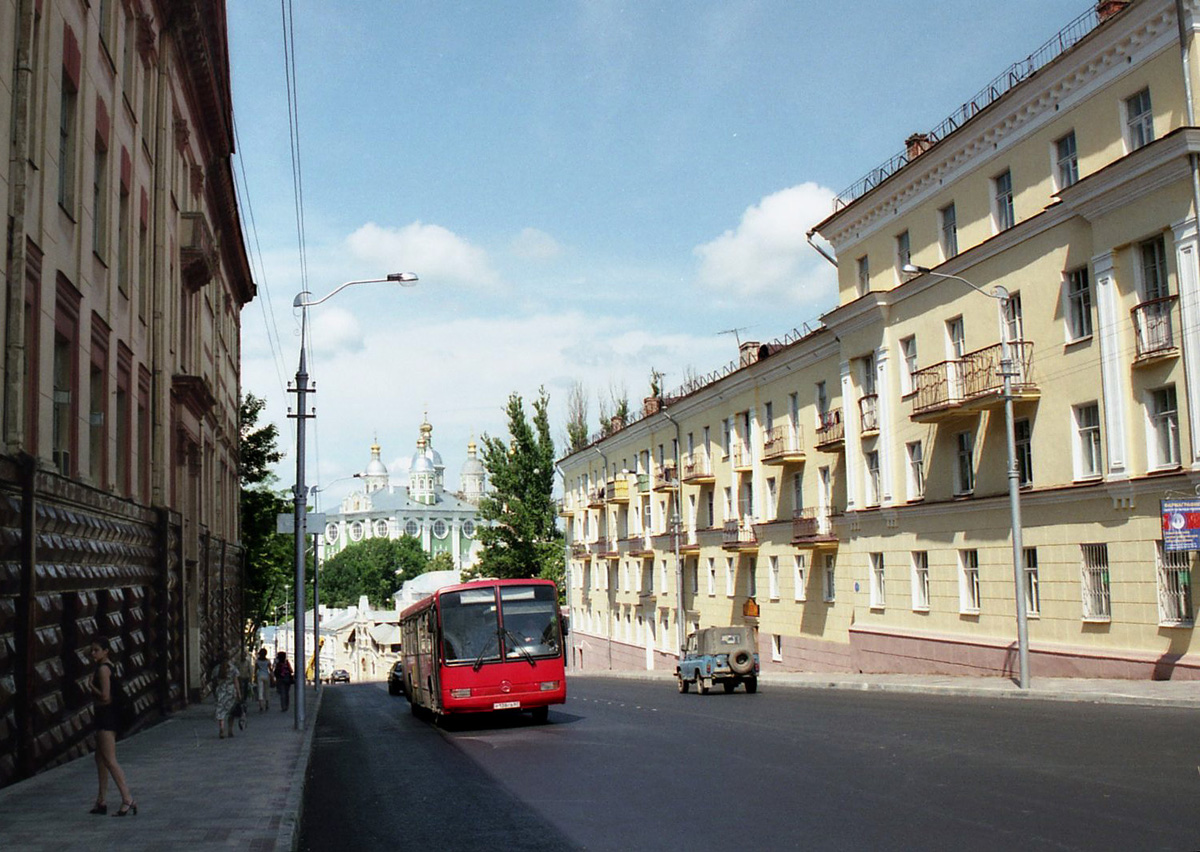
[814,408,844,451]
[731,444,754,472]
[791,508,839,549]
[587,487,604,509]
[858,394,879,436]
[761,425,805,464]
[722,520,758,552]
[681,453,715,484]
[627,535,654,558]
[636,473,650,493]
[911,340,1038,422]
[556,497,572,517]
[1132,296,1179,365]
[652,464,679,491]
[179,211,217,293]
[607,476,631,503]
[570,542,587,558]
[599,538,620,559]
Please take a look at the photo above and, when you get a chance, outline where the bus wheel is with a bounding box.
[531,706,549,724]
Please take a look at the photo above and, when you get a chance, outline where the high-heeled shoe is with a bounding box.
[113,801,137,817]
[89,801,107,815]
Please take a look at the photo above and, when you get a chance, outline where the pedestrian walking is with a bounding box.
[274,651,294,712]
[213,656,242,739]
[89,637,137,817]
[254,647,272,712]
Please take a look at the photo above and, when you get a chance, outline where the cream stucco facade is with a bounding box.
[561,0,1200,680]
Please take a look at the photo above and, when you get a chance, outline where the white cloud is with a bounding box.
[694,182,838,307]
[511,227,564,261]
[345,221,502,290]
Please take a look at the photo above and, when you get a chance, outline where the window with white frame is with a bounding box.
[1024,547,1040,616]
[912,551,930,611]
[725,557,735,598]
[690,560,699,595]
[993,169,1015,232]
[900,336,918,396]
[1003,292,1024,343]
[1156,542,1193,626]
[1055,130,1078,189]
[792,472,803,514]
[940,203,958,259]
[660,559,669,591]
[856,255,870,295]
[769,555,780,600]
[865,450,881,506]
[1149,386,1180,469]
[823,554,836,602]
[722,418,732,457]
[869,552,885,609]
[1140,235,1169,300]
[766,476,778,519]
[771,634,783,662]
[959,549,981,613]
[906,441,925,501]
[895,230,911,276]
[946,315,966,360]
[1080,543,1111,621]
[955,431,975,495]
[1065,267,1092,341]
[1073,403,1102,479]
[705,490,714,529]
[723,487,733,522]
[793,554,807,602]
[1125,87,1153,151]
[748,559,757,599]
[707,557,716,596]
[1015,418,1033,488]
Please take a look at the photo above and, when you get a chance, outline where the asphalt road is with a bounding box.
[301,676,1200,851]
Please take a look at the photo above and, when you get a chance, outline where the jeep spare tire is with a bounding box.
[729,648,754,675]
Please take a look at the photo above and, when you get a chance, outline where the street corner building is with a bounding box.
[559,0,1200,682]
[0,0,254,786]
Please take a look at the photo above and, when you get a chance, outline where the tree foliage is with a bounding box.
[240,394,291,650]
[477,388,564,593]
[565,380,590,453]
[319,535,429,608]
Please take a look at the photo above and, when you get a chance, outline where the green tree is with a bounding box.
[477,388,564,594]
[240,394,291,649]
[426,551,457,574]
[319,535,429,608]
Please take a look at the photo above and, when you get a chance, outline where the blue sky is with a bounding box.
[229,0,1087,506]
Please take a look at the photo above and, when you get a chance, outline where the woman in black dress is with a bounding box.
[89,637,136,816]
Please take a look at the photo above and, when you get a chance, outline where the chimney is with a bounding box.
[905,133,932,160]
[1097,0,1129,22]
[739,341,761,367]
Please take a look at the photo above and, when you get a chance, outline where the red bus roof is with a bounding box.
[399,577,557,620]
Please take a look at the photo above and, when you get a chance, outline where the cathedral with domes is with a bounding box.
[321,417,488,567]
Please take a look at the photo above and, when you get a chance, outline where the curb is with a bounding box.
[274,687,324,852]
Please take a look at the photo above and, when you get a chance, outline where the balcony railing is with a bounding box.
[1132,296,1178,362]
[761,425,805,463]
[607,476,631,503]
[681,453,714,483]
[722,519,758,550]
[570,542,586,558]
[732,444,754,471]
[858,394,879,435]
[911,340,1036,419]
[653,464,678,491]
[792,507,840,543]
[815,408,844,449]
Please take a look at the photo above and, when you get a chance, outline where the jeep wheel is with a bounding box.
[745,676,758,694]
[722,680,735,693]
[729,648,754,675]
[696,675,709,695]
[677,675,689,693]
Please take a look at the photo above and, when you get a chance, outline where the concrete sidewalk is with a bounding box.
[0,686,322,852]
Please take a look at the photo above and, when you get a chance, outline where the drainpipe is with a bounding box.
[5,0,35,452]
[661,410,685,659]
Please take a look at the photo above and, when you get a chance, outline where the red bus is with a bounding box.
[398,578,567,723]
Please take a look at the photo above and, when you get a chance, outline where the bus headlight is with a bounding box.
[539,681,559,691]
[449,688,471,699]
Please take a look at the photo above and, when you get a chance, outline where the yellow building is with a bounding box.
[559,0,1200,680]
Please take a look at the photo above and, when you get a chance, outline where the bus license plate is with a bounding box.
[493,700,521,710]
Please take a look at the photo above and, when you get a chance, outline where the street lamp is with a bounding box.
[903,263,1029,689]
[290,273,418,729]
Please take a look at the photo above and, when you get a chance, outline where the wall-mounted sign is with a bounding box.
[1161,499,1200,552]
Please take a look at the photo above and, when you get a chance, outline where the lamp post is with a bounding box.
[290,273,417,729]
[903,263,1029,688]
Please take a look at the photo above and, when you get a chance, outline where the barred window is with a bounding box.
[1081,543,1111,621]
[1156,543,1193,627]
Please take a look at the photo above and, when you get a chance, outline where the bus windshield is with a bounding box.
[441,588,501,665]
[500,585,561,659]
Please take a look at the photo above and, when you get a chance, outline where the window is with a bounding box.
[374,519,389,538]
[856,255,870,295]
[816,381,829,420]
[117,183,131,296]
[53,283,82,476]
[405,520,420,537]
[769,556,780,600]
[906,441,925,501]
[350,521,365,542]
[959,550,981,613]
[1065,267,1092,340]
[660,558,668,591]
[1126,88,1154,151]
[823,554,836,602]
[704,490,714,529]
[869,552,885,609]
[1074,403,1102,479]
[1024,547,1040,616]
[707,557,716,596]
[793,554,806,602]
[1149,386,1180,469]
[1080,543,1111,621]
[137,366,150,501]
[722,418,732,457]
[1055,131,1078,189]
[940,203,958,259]
[955,431,975,495]
[946,316,966,359]
[1015,418,1033,488]
[766,476,777,519]
[865,450,880,506]
[771,634,783,663]
[792,472,803,514]
[58,74,78,210]
[895,230,911,276]
[900,336,918,396]
[912,551,930,610]
[1003,292,1023,342]
[433,519,448,538]
[1140,236,1169,300]
[993,169,1014,231]
[725,557,735,598]
[1156,543,1193,626]
[88,322,109,487]
[93,138,109,258]
[690,560,699,595]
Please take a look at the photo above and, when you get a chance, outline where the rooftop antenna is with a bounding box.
[718,327,751,348]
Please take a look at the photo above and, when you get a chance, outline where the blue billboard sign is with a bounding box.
[1161,499,1200,552]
